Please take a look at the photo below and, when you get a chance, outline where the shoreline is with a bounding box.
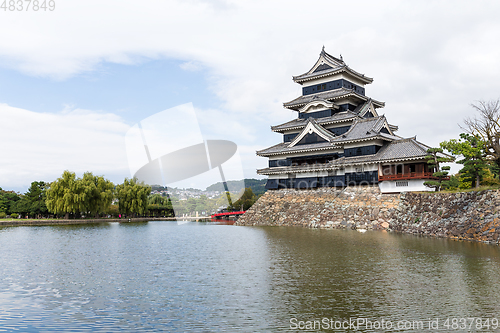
[0,217,211,227]
[236,187,500,245]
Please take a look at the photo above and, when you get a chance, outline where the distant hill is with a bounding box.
[206,178,267,196]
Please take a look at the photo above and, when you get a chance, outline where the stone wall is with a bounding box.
[236,187,500,244]
[395,191,500,244]
[236,186,400,230]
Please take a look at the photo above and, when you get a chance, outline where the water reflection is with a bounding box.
[0,224,499,331]
[262,228,500,331]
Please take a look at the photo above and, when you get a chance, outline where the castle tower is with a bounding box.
[257,48,448,193]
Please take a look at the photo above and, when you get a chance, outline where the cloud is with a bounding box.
[0,104,130,190]
[179,61,204,72]
[1,0,500,188]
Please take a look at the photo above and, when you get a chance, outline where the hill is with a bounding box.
[206,178,267,196]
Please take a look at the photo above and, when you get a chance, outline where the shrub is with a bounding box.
[481,169,500,187]
[0,212,6,219]
[10,213,19,219]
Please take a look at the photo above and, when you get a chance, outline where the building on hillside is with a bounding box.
[257,47,449,193]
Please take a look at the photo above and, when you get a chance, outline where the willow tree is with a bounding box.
[79,172,115,217]
[46,170,78,219]
[46,171,114,218]
[115,178,151,217]
[147,193,174,217]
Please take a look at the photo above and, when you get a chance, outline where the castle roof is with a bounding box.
[331,116,398,143]
[258,116,398,157]
[292,48,373,85]
[271,111,358,132]
[256,138,446,175]
[283,88,385,111]
[256,141,341,157]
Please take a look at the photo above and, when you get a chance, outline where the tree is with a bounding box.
[423,148,454,191]
[25,181,49,218]
[441,134,488,188]
[46,171,79,218]
[46,171,114,218]
[462,99,500,177]
[147,194,174,217]
[230,188,257,211]
[0,189,20,215]
[115,178,151,217]
[13,181,49,218]
[79,172,114,218]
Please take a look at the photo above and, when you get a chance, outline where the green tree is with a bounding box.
[441,134,488,188]
[46,171,79,218]
[79,172,114,217]
[186,198,197,214]
[423,148,454,191]
[230,188,257,211]
[0,188,21,215]
[13,181,49,218]
[147,194,174,217]
[115,178,151,217]
[46,171,114,218]
[25,181,49,218]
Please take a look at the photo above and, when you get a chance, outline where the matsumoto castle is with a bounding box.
[258,48,442,193]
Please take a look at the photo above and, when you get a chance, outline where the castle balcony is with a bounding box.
[378,172,450,182]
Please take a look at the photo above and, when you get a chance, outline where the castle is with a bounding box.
[257,48,444,193]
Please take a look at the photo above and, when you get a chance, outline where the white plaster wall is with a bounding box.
[378,179,434,193]
[344,164,378,173]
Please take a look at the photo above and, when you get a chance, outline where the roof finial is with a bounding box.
[340,54,343,61]
[322,45,325,53]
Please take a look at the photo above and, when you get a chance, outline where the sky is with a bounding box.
[1,0,500,192]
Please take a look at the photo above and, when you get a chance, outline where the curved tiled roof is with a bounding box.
[256,141,342,157]
[259,116,399,157]
[331,116,398,143]
[292,49,373,84]
[283,88,385,110]
[256,138,450,175]
[271,111,358,132]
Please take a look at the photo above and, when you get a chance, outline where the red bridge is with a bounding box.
[211,211,246,219]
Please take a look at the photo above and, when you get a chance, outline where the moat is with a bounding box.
[1,222,500,331]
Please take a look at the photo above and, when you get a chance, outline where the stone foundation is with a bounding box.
[236,187,500,244]
[236,186,400,230]
[395,191,500,244]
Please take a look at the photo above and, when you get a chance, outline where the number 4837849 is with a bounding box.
[1,0,55,11]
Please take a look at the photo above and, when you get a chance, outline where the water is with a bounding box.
[0,222,500,332]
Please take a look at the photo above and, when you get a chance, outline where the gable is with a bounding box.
[288,120,335,147]
[299,99,336,113]
[295,132,327,146]
[359,100,379,118]
[313,63,333,73]
[306,49,344,76]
